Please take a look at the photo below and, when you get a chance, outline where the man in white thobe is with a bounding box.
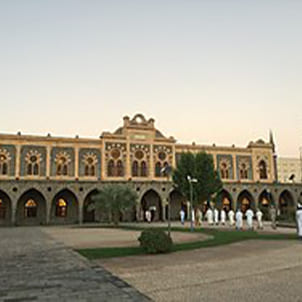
[235,209,243,230]
[145,210,151,223]
[296,203,302,239]
[180,209,185,225]
[228,209,235,226]
[220,209,226,225]
[206,208,214,225]
[256,208,264,229]
[214,208,219,225]
[246,208,254,230]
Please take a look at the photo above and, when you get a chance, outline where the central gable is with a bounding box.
[102,113,175,143]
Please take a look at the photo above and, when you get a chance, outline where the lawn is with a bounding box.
[76,226,297,260]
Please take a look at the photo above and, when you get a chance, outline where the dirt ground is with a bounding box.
[43,226,211,249]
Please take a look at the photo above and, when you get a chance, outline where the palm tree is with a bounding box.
[92,184,138,225]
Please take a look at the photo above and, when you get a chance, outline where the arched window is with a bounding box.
[62,164,68,176]
[107,159,114,177]
[0,199,5,219]
[90,165,95,176]
[26,154,40,176]
[155,162,161,177]
[24,199,37,217]
[132,161,139,177]
[56,157,68,176]
[117,160,124,177]
[0,152,10,176]
[2,162,7,175]
[259,160,268,179]
[220,163,229,179]
[239,163,248,179]
[83,154,97,177]
[141,161,147,177]
[56,198,67,217]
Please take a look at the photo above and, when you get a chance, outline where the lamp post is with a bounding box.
[187,175,198,232]
[161,165,172,237]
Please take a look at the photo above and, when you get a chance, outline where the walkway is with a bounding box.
[0,227,150,302]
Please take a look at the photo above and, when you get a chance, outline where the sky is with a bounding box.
[0,0,301,157]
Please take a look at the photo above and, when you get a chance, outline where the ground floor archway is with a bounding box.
[141,189,162,221]
[16,189,46,225]
[258,190,274,220]
[50,189,79,224]
[278,190,295,221]
[237,190,255,213]
[169,190,187,220]
[83,189,98,223]
[215,189,233,212]
[0,190,11,226]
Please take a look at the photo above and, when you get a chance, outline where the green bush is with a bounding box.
[138,229,173,254]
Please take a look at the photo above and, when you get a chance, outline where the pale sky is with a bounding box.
[0,0,301,157]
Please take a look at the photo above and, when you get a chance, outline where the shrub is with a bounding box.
[138,229,173,254]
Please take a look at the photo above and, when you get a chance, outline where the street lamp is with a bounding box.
[187,175,198,232]
[161,165,172,237]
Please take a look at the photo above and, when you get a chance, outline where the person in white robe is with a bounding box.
[145,210,151,223]
[220,208,226,225]
[256,208,264,229]
[180,209,185,225]
[235,209,243,230]
[206,208,214,225]
[195,208,202,227]
[228,209,235,226]
[245,208,254,230]
[296,203,302,239]
[214,208,219,225]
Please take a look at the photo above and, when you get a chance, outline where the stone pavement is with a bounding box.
[101,239,302,302]
[0,227,150,302]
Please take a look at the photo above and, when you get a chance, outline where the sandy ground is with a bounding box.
[99,239,302,302]
[43,226,211,249]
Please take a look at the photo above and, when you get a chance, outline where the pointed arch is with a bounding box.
[140,189,163,221]
[259,160,268,179]
[132,161,139,177]
[258,189,274,220]
[16,189,46,225]
[155,162,162,177]
[279,190,295,221]
[83,189,99,223]
[169,190,187,220]
[141,161,147,177]
[51,189,79,224]
[0,190,12,225]
[216,189,233,211]
[237,189,255,213]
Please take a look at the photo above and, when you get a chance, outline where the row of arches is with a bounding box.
[0,187,299,225]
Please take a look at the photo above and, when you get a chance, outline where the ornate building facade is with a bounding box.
[0,114,300,225]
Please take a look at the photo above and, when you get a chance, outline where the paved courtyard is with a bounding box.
[0,227,150,302]
[100,237,302,302]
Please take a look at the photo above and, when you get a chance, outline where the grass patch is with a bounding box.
[76,226,297,260]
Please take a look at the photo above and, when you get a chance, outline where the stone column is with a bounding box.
[78,195,84,225]
[46,146,51,178]
[232,155,237,180]
[125,141,131,179]
[15,145,21,178]
[161,201,166,221]
[75,147,79,179]
[11,199,17,226]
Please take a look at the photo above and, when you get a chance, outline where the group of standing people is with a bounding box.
[180,205,279,230]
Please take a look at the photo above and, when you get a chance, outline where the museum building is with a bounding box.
[0,114,300,226]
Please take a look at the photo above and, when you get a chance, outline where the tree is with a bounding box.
[173,152,222,208]
[92,184,138,225]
